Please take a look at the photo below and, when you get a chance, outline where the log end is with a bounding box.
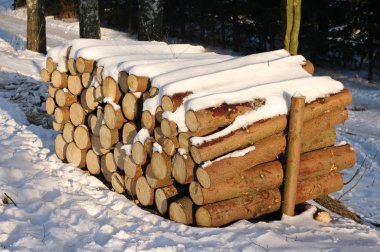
[189,181,204,205]
[86,149,101,175]
[142,111,155,131]
[54,134,68,160]
[118,71,129,93]
[124,155,138,178]
[161,119,177,138]
[125,177,137,197]
[155,188,168,215]
[195,207,212,227]
[196,168,211,188]
[40,68,51,82]
[111,172,126,194]
[151,152,170,180]
[185,110,199,132]
[45,96,56,115]
[74,125,91,150]
[132,142,146,165]
[127,75,138,92]
[172,154,186,184]
[52,121,63,131]
[169,197,193,225]
[161,96,174,112]
[136,176,154,206]
[190,146,203,164]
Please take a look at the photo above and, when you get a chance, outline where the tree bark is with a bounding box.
[26,0,46,54]
[79,0,101,39]
[137,0,164,41]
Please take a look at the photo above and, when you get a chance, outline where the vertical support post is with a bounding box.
[282,95,305,216]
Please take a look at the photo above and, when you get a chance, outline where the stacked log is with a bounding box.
[43,40,356,227]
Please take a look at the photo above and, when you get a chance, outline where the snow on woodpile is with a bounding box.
[42,39,356,228]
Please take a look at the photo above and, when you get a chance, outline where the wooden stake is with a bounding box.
[282,95,305,216]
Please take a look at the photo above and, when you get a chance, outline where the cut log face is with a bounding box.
[161,119,178,138]
[172,153,195,184]
[101,152,117,182]
[62,122,75,143]
[76,57,95,73]
[163,137,179,156]
[154,127,164,142]
[91,135,109,156]
[149,87,159,97]
[146,164,173,189]
[123,154,143,179]
[67,58,78,75]
[74,125,92,150]
[141,111,155,132]
[122,92,142,121]
[56,89,77,107]
[82,86,99,111]
[51,70,68,88]
[136,176,154,206]
[155,106,164,123]
[99,125,119,150]
[54,106,70,124]
[103,77,122,103]
[169,197,194,225]
[127,75,149,93]
[132,141,148,165]
[52,121,64,131]
[122,122,137,144]
[104,104,126,130]
[68,75,83,95]
[87,114,97,135]
[81,72,92,88]
[111,172,126,194]
[48,84,58,98]
[125,177,137,197]
[161,92,191,113]
[155,185,182,215]
[96,66,104,83]
[70,102,87,126]
[46,57,57,73]
[55,134,68,160]
[118,71,129,93]
[86,149,101,175]
[196,188,281,227]
[66,142,86,168]
[41,68,51,82]
[196,133,286,188]
[45,96,56,115]
[151,152,172,180]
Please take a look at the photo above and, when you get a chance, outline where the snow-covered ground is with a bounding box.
[1,2,380,251]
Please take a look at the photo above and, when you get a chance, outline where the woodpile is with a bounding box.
[42,40,355,227]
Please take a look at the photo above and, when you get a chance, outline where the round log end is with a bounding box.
[122,92,138,120]
[161,96,174,112]
[75,57,86,73]
[161,119,177,138]
[155,188,168,215]
[151,152,169,180]
[168,197,193,225]
[99,125,115,150]
[68,75,83,95]
[196,168,211,188]
[45,96,56,115]
[131,142,146,165]
[96,66,104,83]
[62,122,74,143]
[172,154,186,184]
[74,125,91,150]
[111,172,125,194]
[136,176,154,206]
[69,102,86,126]
[190,146,203,164]
[104,104,117,130]
[52,120,64,131]
[55,89,67,107]
[40,68,51,82]
[124,154,138,178]
[195,207,212,227]
[54,107,70,124]
[185,110,199,132]
[86,149,101,175]
[189,181,204,205]
[54,134,68,160]
[142,110,155,131]
[127,75,139,92]
[125,177,137,197]
[118,71,129,93]
[67,142,86,168]
[122,122,137,145]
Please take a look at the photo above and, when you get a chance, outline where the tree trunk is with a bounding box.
[79,0,101,39]
[284,0,302,55]
[137,0,164,41]
[26,0,46,54]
